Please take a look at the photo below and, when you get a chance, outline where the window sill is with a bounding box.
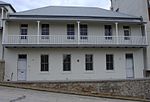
[84,70,94,74]
[39,71,50,74]
[62,71,72,74]
[106,70,115,73]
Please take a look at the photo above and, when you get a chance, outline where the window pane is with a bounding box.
[67,24,75,39]
[41,55,49,71]
[20,24,28,39]
[85,54,93,71]
[80,24,88,39]
[63,54,71,71]
[123,26,130,40]
[106,54,114,70]
[42,24,49,35]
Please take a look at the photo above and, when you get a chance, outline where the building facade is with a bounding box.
[0,1,148,81]
[111,0,150,76]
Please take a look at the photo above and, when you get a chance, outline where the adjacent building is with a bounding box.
[111,0,150,76]
[0,1,148,81]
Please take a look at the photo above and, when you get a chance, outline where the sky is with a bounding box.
[4,0,111,12]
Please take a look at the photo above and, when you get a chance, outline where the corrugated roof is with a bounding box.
[10,6,140,19]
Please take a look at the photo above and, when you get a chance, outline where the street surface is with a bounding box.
[0,86,138,102]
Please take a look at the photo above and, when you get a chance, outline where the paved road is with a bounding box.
[0,86,137,102]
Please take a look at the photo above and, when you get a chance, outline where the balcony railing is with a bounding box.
[3,35,147,47]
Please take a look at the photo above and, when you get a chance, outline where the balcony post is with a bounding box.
[2,20,5,45]
[1,7,4,19]
[115,22,119,44]
[144,24,148,45]
[77,21,80,44]
[37,21,40,44]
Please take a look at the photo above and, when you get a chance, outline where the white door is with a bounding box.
[17,58,27,81]
[126,54,134,78]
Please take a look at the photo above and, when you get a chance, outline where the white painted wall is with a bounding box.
[4,48,144,81]
[0,33,2,59]
[7,21,143,37]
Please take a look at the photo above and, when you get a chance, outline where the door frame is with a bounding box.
[17,54,27,81]
[125,53,135,79]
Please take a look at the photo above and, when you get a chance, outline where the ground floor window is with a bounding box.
[63,54,71,71]
[106,54,114,70]
[85,54,93,71]
[41,55,49,71]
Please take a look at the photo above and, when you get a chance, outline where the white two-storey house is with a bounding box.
[0,1,148,81]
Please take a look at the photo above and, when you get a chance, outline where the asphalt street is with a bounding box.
[0,86,138,102]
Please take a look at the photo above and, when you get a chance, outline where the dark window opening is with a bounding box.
[67,24,75,39]
[85,54,93,71]
[20,24,28,39]
[123,26,131,40]
[41,24,49,39]
[105,25,112,40]
[106,54,114,70]
[41,55,49,71]
[80,24,88,40]
[63,54,71,71]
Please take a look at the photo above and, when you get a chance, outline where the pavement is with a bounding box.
[0,86,138,102]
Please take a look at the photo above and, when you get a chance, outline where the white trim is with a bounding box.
[77,21,80,44]
[37,21,40,44]
[115,22,119,44]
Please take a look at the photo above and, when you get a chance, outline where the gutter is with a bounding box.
[8,15,142,20]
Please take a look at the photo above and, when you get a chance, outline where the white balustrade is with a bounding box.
[3,35,147,46]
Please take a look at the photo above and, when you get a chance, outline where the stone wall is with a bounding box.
[0,60,5,81]
[3,79,150,100]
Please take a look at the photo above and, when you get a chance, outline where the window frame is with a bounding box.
[41,54,49,72]
[104,25,112,40]
[80,24,88,40]
[20,24,28,39]
[63,54,71,72]
[41,24,49,39]
[123,26,131,40]
[67,24,75,39]
[106,54,114,70]
[85,54,93,71]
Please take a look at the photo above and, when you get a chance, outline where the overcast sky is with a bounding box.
[4,0,110,12]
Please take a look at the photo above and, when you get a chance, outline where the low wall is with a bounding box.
[0,60,4,81]
[1,79,150,100]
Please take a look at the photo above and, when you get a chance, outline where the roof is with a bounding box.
[0,1,16,12]
[9,6,141,20]
[0,1,9,4]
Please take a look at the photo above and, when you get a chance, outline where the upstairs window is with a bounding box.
[80,24,88,39]
[41,55,49,72]
[106,54,114,70]
[67,24,75,39]
[123,26,131,40]
[20,24,28,39]
[105,25,112,40]
[41,24,49,39]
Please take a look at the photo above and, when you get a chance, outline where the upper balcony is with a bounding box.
[2,21,148,48]
[3,35,147,48]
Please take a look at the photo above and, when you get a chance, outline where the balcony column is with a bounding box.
[37,21,40,44]
[77,21,80,44]
[2,20,5,44]
[1,7,4,19]
[115,22,119,44]
[144,24,148,45]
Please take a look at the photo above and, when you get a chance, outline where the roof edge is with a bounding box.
[0,4,16,12]
[9,15,142,21]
